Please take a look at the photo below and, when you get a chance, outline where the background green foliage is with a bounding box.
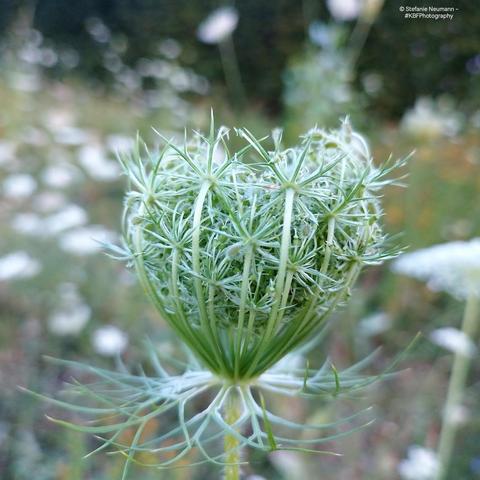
[1,0,479,115]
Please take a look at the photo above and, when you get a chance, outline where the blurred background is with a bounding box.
[0,1,479,479]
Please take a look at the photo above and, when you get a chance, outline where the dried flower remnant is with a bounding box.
[32,117,407,479]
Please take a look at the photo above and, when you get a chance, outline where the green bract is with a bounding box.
[120,116,399,381]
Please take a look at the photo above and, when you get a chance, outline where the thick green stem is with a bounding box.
[435,293,479,480]
[224,390,241,480]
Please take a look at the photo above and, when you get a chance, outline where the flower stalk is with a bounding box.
[224,388,242,480]
[435,292,479,480]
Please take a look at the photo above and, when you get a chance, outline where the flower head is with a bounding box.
[118,117,401,380]
[392,239,480,299]
[59,225,116,256]
[398,445,439,480]
[48,283,90,336]
[197,7,239,44]
[0,251,41,281]
[33,116,407,474]
[2,174,37,199]
[327,0,362,21]
[429,327,477,357]
[400,97,463,140]
[91,325,128,356]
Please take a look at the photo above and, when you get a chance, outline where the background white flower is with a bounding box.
[197,7,238,44]
[47,283,91,336]
[10,213,44,236]
[105,134,135,154]
[401,97,463,140]
[41,163,78,189]
[2,174,37,199]
[43,204,88,235]
[358,311,392,337]
[398,445,439,480]
[0,141,16,166]
[392,239,480,299]
[54,126,90,146]
[269,451,308,478]
[429,327,477,357]
[78,144,120,181]
[444,403,470,426]
[58,225,116,255]
[0,251,41,281]
[327,0,362,21]
[91,325,128,356]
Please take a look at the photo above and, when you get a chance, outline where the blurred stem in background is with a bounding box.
[218,36,246,111]
[435,292,479,480]
[67,430,86,480]
[302,0,320,31]
[348,0,384,67]
[197,6,246,112]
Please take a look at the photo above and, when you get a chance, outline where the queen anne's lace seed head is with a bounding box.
[118,117,402,380]
[392,239,480,299]
[33,118,409,474]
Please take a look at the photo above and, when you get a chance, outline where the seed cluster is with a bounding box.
[120,118,400,379]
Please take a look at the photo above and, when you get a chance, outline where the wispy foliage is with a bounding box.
[24,337,416,476]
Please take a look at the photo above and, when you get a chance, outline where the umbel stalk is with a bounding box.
[435,293,479,480]
[224,389,242,480]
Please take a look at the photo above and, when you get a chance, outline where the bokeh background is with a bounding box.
[1,1,479,479]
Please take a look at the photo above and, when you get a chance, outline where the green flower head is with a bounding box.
[30,115,410,477]
[120,115,400,381]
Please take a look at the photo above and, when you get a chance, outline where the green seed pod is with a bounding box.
[121,117,399,381]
